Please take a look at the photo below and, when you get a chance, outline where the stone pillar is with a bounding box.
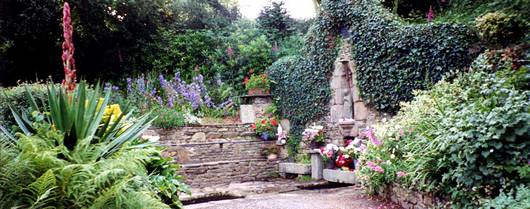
[310,150,323,180]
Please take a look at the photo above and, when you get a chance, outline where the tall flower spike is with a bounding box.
[62,2,77,92]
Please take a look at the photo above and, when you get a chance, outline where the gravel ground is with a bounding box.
[185,185,401,209]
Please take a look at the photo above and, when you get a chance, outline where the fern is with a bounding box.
[24,169,57,209]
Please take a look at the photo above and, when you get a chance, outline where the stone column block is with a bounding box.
[240,105,256,124]
[310,151,323,180]
[354,101,369,120]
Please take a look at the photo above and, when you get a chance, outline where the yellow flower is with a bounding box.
[102,104,122,123]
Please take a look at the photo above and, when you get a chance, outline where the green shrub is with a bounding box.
[0,83,48,127]
[357,64,530,208]
[475,12,527,46]
[481,186,530,209]
[257,1,295,41]
[152,108,186,129]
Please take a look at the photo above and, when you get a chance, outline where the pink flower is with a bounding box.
[397,171,406,178]
[363,128,381,146]
[426,5,435,22]
[226,46,234,57]
[61,1,77,92]
[366,161,384,173]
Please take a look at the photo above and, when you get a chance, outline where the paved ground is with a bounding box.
[185,185,401,209]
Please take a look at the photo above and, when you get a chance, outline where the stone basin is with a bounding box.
[323,169,357,184]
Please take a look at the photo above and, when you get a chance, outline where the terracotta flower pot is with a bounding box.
[248,88,269,96]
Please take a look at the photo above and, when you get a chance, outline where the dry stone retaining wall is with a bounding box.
[144,124,281,187]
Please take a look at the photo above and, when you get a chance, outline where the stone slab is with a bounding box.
[323,169,357,184]
[279,163,311,175]
[240,105,256,124]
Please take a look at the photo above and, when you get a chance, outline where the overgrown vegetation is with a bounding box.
[269,0,482,156]
[356,48,529,208]
[0,83,189,208]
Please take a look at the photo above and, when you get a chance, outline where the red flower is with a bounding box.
[261,119,267,125]
[243,77,249,85]
[251,124,256,129]
[61,1,77,92]
[271,118,278,126]
[249,68,255,75]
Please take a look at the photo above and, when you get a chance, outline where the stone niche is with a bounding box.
[326,42,381,142]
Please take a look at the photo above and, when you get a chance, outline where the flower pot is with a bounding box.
[248,88,269,96]
[326,160,336,169]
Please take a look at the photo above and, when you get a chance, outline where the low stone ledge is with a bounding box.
[279,163,311,175]
[323,169,357,184]
[379,183,450,209]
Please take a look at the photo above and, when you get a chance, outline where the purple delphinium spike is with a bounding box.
[126,78,132,93]
[427,6,435,22]
[156,96,163,106]
[168,96,174,108]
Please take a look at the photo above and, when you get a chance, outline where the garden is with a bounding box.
[0,0,529,208]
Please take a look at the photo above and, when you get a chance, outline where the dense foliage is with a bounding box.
[257,1,295,41]
[356,49,529,208]
[0,0,238,86]
[0,84,49,127]
[0,83,189,208]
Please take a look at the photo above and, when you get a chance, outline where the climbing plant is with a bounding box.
[268,0,479,156]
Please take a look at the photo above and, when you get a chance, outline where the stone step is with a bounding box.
[178,159,279,187]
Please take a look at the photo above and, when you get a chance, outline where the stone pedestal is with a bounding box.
[309,150,323,180]
[240,95,272,124]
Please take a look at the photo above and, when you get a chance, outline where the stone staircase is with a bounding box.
[144,124,279,188]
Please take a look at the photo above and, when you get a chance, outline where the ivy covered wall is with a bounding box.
[268,0,479,155]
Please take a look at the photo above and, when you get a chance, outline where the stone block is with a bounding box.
[330,76,343,89]
[279,163,311,175]
[332,88,344,105]
[330,105,344,123]
[354,101,369,120]
[323,169,357,184]
[310,152,323,180]
[191,132,206,142]
[240,105,256,124]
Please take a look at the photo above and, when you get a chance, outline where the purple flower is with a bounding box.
[167,96,174,108]
[426,5,435,22]
[126,78,132,93]
[159,74,167,87]
[156,96,163,106]
[397,171,407,178]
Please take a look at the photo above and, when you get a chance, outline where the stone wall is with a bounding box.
[379,184,450,209]
[144,124,282,187]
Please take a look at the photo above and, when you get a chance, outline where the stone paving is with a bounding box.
[185,184,401,209]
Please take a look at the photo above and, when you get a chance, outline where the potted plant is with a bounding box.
[319,144,339,169]
[251,117,279,141]
[245,73,270,95]
[302,125,326,148]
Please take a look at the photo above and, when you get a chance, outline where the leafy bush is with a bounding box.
[257,1,295,41]
[0,83,49,127]
[475,12,527,47]
[245,74,270,90]
[152,108,187,129]
[481,186,530,209]
[0,0,237,85]
[356,56,530,208]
